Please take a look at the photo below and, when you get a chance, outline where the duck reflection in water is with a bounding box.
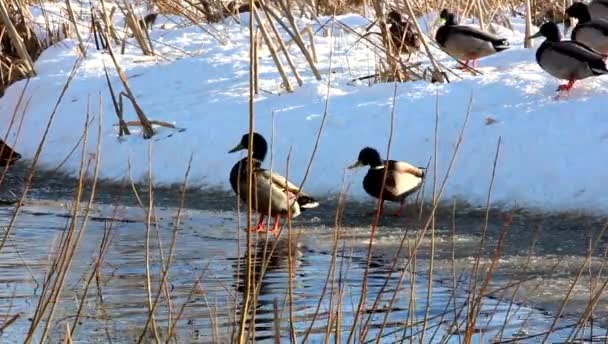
[231,236,303,339]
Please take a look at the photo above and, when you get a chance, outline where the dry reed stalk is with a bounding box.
[524,0,533,48]
[101,27,155,138]
[494,225,542,340]
[419,91,441,343]
[403,0,445,82]
[0,56,83,255]
[242,20,338,338]
[254,28,260,93]
[283,152,298,343]
[0,0,35,75]
[103,62,130,136]
[64,0,86,57]
[541,225,608,343]
[305,26,318,63]
[347,80,399,344]
[236,0,256,340]
[465,136,502,312]
[137,155,193,343]
[252,5,294,92]
[0,313,19,333]
[141,143,161,344]
[165,267,209,342]
[360,95,472,340]
[28,98,102,344]
[301,181,349,343]
[567,278,608,341]
[462,137,504,343]
[63,322,73,344]
[251,20,339,341]
[70,217,113,337]
[260,1,304,86]
[166,0,228,45]
[274,0,322,80]
[98,0,120,45]
[121,0,153,55]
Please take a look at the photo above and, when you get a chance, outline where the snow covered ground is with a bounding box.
[2,4,608,214]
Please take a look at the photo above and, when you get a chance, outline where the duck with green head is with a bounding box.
[528,21,608,94]
[435,9,510,69]
[229,133,319,236]
[348,147,425,217]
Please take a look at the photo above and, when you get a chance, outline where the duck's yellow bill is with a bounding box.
[228,143,245,153]
[347,160,364,170]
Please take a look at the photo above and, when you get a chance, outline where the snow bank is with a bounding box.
[2,7,608,214]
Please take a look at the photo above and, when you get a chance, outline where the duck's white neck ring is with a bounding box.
[370,165,385,170]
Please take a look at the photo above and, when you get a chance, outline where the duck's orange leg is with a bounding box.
[269,214,281,237]
[250,214,266,232]
[556,79,576,92]
[554,80,576,100]
[392,199,405,217]
[457,60,470,70]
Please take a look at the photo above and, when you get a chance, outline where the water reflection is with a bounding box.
[230,236,302,339]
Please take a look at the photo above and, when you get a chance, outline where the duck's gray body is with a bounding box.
[436,25,509,60]
[571,19,608,54]
[589,0,608,19]
[229,158,318,218]
[536,40,608,80]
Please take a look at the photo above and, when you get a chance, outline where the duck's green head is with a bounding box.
[348,147,383,170]
[439,9,455,25]
[229,132,268,160]
[528,21,561,42]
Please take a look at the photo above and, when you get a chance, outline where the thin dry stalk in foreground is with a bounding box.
[0,56,83,254]
[236,0,257,341]
[348,81,398,344]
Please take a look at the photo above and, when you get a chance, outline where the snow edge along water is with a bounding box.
[1,8,608,216]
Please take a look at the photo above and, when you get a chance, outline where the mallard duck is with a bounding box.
[387,10,421,54]
[566,3,608,54]
[348,147,424,217]
[228,133,319,235]
[529,21,608,93]
[0,139,21,167]
[435,9,510,68]
[589,0,608,20]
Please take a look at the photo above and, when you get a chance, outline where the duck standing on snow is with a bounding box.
[529,21,608,93]
[348,147,424,217]
[589,0,608,19]
[228,133,319,236]
[566,2,608,54]
[435,9,510,69]
[0,139,21,167]
[387,10,421,54]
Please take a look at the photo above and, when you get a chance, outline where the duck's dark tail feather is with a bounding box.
[298,195,319,210]
[492,38,510,52]
[0,139,21,167]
